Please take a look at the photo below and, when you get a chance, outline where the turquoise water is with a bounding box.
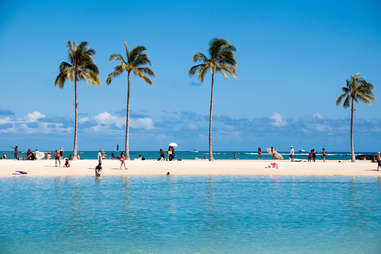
[1,150,376,160]
[1,176,381,254]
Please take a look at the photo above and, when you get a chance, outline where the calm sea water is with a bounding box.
[1,150,376,160]
[1,176,381,254]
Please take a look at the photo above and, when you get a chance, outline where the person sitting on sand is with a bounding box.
[45,152,51,160]
[1,153,7,159]
[64,158,70,168]
[376,152,381,171]
[95,163,102,177]
[120,152,127,170]
[27,149,33,160]
[69,154,73,160]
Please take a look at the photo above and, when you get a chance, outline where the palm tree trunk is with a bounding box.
[350,98,355,162]
[125,72,131,160]
[73,74,78,160]
[208,72,215,161]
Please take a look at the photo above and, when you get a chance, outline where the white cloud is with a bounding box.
[312,112,324,119]
[79,117,89,124]
[130,118,154,130]
[94,112,124,128]
[270,112,287,127]
[0,117,11,125]
[26,111,45,122]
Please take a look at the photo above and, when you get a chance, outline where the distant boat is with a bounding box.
[192,149,199,153]
[298,149,305,153]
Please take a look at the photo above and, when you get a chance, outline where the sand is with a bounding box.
[0,159,380,177]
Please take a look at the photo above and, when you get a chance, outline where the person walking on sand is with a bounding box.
[54,150,61,167]
[258,147,262,160]
[376,152,381,171]
[120,152,127,170]
[321,148,326,162]
[290,146,294,162]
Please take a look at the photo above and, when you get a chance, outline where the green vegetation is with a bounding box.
[336,73,376,162]
[189,38,237,160]
[55,41,100,159]
[106,41,155,159]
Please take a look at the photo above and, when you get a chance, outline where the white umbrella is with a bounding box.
[169,142,178,147]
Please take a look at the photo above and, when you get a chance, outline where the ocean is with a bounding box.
[0,150,376,160]
[1,176,381,253]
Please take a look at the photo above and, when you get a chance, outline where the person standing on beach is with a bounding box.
[98,150,103,165]
[376,152,381,171]
[271,147,275,159]
[308,150,312,162]
[258,147,262,159]
[54,150,61,167]
[290,146,294,162]
[59,147,64,160]
[312,149,316,162]
[11,145,18,160]
[120,152,127,170]
[321,148,326,162]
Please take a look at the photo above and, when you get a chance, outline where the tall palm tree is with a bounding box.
[106,40,155,160]
[55,41,100,159]
[336,73,376,162]
[189,38,237,161]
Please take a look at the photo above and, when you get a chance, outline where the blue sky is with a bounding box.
[0,0,380,151]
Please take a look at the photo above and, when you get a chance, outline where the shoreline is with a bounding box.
[0,159,380,177]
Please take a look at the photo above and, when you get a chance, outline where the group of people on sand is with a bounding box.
[289,146,326,162]
[158,146,176,161]
[53,147,74,168]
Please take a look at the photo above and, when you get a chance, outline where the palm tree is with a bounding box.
[106,40,155,160]
[55,41,100,159]
[336,73,376,162]
[189,38,237,161]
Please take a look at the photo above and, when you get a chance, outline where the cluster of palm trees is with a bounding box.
[55,38,237,161]
[55,38,375,162]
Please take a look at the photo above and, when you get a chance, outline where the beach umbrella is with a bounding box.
[169,142,178,147]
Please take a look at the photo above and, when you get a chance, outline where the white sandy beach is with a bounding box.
[0,159,380,177]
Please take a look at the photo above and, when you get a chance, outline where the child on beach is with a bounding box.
[120,152,127,170]
[64,158,70,168]
[308,151,312,162]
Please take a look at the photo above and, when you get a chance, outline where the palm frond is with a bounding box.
[109,54,125,63]
[106,65,125,84]
[192,52,208,63]
[189,64,206,76]
[129,46,146,63]
[137,67,155,77]
[133,68,153,85]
